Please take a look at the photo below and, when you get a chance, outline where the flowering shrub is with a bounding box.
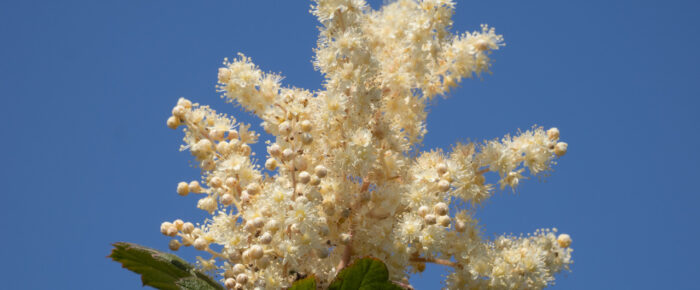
[156,0,573,289]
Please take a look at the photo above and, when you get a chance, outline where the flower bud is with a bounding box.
[309,175,321,186]
[167,116,180,129]
[298,171,311,184]
[300,120,312,132]
[252,217,265,228]
[434,202,448,216]
[224,278,236,289]
[265,158,277,170]
[193,237,208,250]
[227,129,238,140]
[169,239,181,251]
[557,234,572,248]
[268,144,281,156]
[177,182,189,196]
[554,142,568,156]
[301,133,313,145]
[220,193,234,205]
[547,127,560,140]
[225,177,237,188]
[232,263,246,274]
[455,220,467,232]
[246,183,261,195]
[182,222,195,234]
[417,206,429,217]
[424,214,437,225]
[209,176,222,188]
[249,245,264,259]
[160,222,173,235]
[236,273,249,285]
[172,105,186,118]
[166,226,178,237]
[173,219,184,230]
[278,121,292,135]
[177,98,192,109]
[438,216,451,227]
[282,148,294,161]
[259,232,272,244]
[191,139,213,158]
[436,163,448,175]
[437,179,451,192]
[189,181,202,193]
[314,165,328,178]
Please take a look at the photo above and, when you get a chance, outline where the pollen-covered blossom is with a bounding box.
[161,0,572,289]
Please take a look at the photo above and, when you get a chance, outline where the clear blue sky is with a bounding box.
[1,0,698,289]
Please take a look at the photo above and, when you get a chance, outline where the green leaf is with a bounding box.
[328,257,404,290]
[109,242,224,290]
[290,275,317,290]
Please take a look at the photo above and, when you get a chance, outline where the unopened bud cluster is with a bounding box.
[159,1,573,289]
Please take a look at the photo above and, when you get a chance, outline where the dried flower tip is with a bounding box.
[176,182,189,196]
[438,216,451,227]
[298,171,311,184]
[169,239,181,251]
[417,206,429,217]
[193,237,208,250]
[554,142,568,156]
[236,273,249,284]
[314,165,328,178]
[282,148,294,161]
[259,232,272,244]
[268,143,281,156]
[437,179,451,192]
[246,183,261,195]
[220,193,234,205]
[171,105,186,118]
[182,222,195,234]
[249,245,264,259]
[300,120,312,132]
[547,127,560,140]
[434,202,448,216]
[424,214,437,225]
[557,234,572,248]
[188,180,202,193]
[436,163,448,175]
[166,116,180,129]
[224,278,236,289]
[209,176,222,188]
[265,158,277,170]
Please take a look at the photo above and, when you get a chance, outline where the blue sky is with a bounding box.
[1,0,698,289]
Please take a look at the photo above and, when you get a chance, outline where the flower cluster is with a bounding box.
[161,0,572,289]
